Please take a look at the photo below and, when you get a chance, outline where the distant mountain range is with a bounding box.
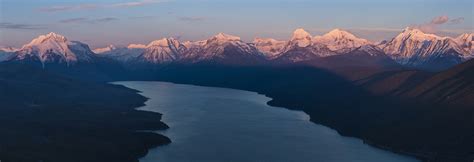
[1,28,472,70]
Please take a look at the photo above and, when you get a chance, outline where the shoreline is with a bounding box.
[120,80,423,162]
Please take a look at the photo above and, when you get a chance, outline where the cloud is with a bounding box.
[39,0,168,12]
[111,0,164,7]
[96,17,119,22]
[0,22,46,30]
[410,15,465,33]
[430,15,449,24]
[39,4,98,12]
[178,16,207,22]
[129,16,156,19]
[59,17,119,24]
[450,17,465,24]
[59,18,89,23]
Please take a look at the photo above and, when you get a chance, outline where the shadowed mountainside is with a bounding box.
[0,63,170,162]
[126,63,474,162]
[406,59,474,105]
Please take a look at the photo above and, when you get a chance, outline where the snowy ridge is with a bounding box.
[139,38,184,63]
[93,44,144,62]
[0,46,19,52]
[455,33,474,57]
[93,45,117,54]
[382,28,470,69]
[127,44,147,49]
[181,33,263,62]
[314,29,370,52]
[13,32,94,65]
[4,29,473,69]
[253,38,286,59]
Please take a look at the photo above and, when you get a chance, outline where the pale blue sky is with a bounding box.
[1,0,473,48]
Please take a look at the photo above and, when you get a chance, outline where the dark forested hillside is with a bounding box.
[0,63,170,162]
[132,64,474,161]
[405,59,474,106]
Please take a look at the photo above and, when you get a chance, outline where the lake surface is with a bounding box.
[117,81,419,162]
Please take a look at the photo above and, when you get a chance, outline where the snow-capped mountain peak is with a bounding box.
[14,32,94,65]
[290,28,312,47]
[139,37,184,63]
[313,28,369,52]
[322,28,366,41]
[208,33,241,44]
[398,27,445,41]
[25,32,68,47]
[382,27,469,70]
[292,28,312,39]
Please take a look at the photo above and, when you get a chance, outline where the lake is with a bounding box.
[116,81,419,162]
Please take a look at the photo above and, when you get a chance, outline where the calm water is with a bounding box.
[116,81,419,162]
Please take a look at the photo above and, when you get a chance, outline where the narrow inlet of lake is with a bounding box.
[116,81,419,162]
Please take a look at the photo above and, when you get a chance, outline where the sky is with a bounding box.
[0,0,473,48]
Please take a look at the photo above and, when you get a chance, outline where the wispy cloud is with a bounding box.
[411,15,466,33]
[96,17,119,22]
[129,16,156,19]
[0,22,46,30]
[39,4,98,12]
[111,0,164,7]
[39,0,168,12]
[59,17,119,24]
[178,16,207,22]
[430,15,449,24]
[59,18,89,23]
[450,17,465,24]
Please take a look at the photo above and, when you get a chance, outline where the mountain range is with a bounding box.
[2,28,472,71]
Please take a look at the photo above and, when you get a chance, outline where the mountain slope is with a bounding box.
[0,63,170,162]
[301,45,402,80]
[12,32,95,65]
[94,44,145,62]
[382,28,470,71]
[455,33,473,56]
[0,50,14,62]
[181,33,266,65]
[138,38,184,64]
[275,29,336,62]
[405,59,474,105]
[253,38,286,59]
[313,29,370,53]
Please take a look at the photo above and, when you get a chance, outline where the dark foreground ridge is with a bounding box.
[0,64,170,162]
